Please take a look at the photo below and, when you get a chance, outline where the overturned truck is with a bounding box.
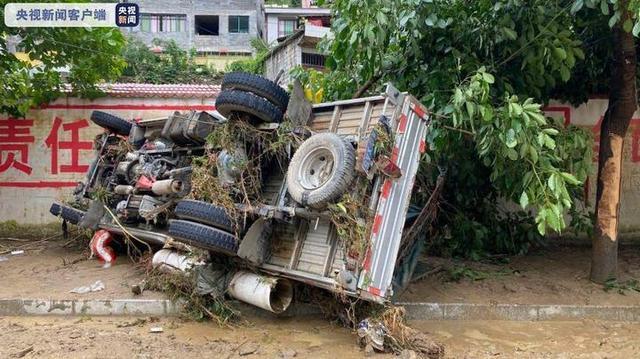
[50,72,432,313]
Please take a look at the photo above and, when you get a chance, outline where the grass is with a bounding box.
[444,265,514,282]
[603,278,640,295]
[0,220,63,240]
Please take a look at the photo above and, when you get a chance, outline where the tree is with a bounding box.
[121,38,219,84]
[569,0,639,283]
[314,0,593,258]
[0,0,126,117]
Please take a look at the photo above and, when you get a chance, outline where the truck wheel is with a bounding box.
[287,133,356,208]
[222,72,290,112]
[215,90,284,123]
[168,220,238,256]
[174,199,235,232]
[49,203,85,225]
[90,111,133,136]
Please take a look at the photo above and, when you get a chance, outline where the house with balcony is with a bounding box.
[263,4,330,45]
[122,0,264,71]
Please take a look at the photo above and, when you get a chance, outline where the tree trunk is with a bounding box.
[590,7,637,284]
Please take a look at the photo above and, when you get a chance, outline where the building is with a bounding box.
[263,5,330,45]
[263,24,331,87]
[122,0,264,71]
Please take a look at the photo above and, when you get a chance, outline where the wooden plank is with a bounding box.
[328,105,341,133]
[357,101,373,141]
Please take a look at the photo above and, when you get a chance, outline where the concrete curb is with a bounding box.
[0,298,323,318]
[4,299,640,322]
[0,299,181,316]
[397,302,640,321]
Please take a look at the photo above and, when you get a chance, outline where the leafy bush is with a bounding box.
[314,0,595,258]
[225,38,271,74]
[121,38,220,84]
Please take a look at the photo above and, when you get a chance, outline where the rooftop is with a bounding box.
[264,6,331,16]
[61,83,221,98]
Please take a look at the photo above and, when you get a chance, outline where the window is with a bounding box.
[139,14,186,33]
[278,19,297,37]
[195,15,219,36]
[302,52,326,68]
[228,15,249,33]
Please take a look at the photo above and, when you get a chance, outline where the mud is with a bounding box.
[413,319,640,358]
[402,245,640,305]
[0,240,161,300]
[0,316,375,359]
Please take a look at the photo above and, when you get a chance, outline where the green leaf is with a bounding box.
[600,0,609,15]
[503,27,518,40]
[506,128,517,148]
[553,47,567,60]
[529,146,539,164]
[633,22,640,37]
[349,31,359,45]
[506,148,518,160]
[559,66,570,82]
[544,135,556,149]
[336,203,348,213]
[466,102,475,118]
[519,192,529,209]
[560,172,580,185]
[425,14,438,27]
[609,13,621,28]
[624,19,633,33]
[548,173,557,191]
[482,72,495,84]
[570,0,584,14]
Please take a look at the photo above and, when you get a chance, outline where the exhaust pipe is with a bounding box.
[151,179,184,195]
[152,249,198,273]
[227,271,293,314]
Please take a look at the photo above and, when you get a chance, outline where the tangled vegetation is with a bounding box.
[309,0,596,259]
[121,38,220,84]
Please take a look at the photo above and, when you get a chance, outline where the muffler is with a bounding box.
[227,271,293,314]
[152,249,198,273]
[151,179,184,195]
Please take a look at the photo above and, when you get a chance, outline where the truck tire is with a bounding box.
[90,111,132,136]
[222,72,290,112]
[174,199,235,232]
[168,219,238,256]
[287,133,356,208]
[215,90,283,123]
[49,203,85,225]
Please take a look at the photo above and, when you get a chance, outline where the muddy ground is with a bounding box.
[0,240,161,300]
[1,316,639,358]
[3,237,640,305]
[401,244,640,305]
[2,235,640,358]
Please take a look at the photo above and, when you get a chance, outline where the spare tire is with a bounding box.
[174,199,235,232]
[222,72,290,112]
[168,219,238,256]
[90,111,132,136]
[287,133,356,208]
[49,203,85,225]
[215,90,283,123]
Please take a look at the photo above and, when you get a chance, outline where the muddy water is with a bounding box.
[0,315,380,358]
[413,319,640,358]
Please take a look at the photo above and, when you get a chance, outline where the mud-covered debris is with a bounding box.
[399,349,418,359]
[238,342,258,356]
[116,318,147,328]
[278,349,297,358]
[12,346,33,358]
[70,280,105,294]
